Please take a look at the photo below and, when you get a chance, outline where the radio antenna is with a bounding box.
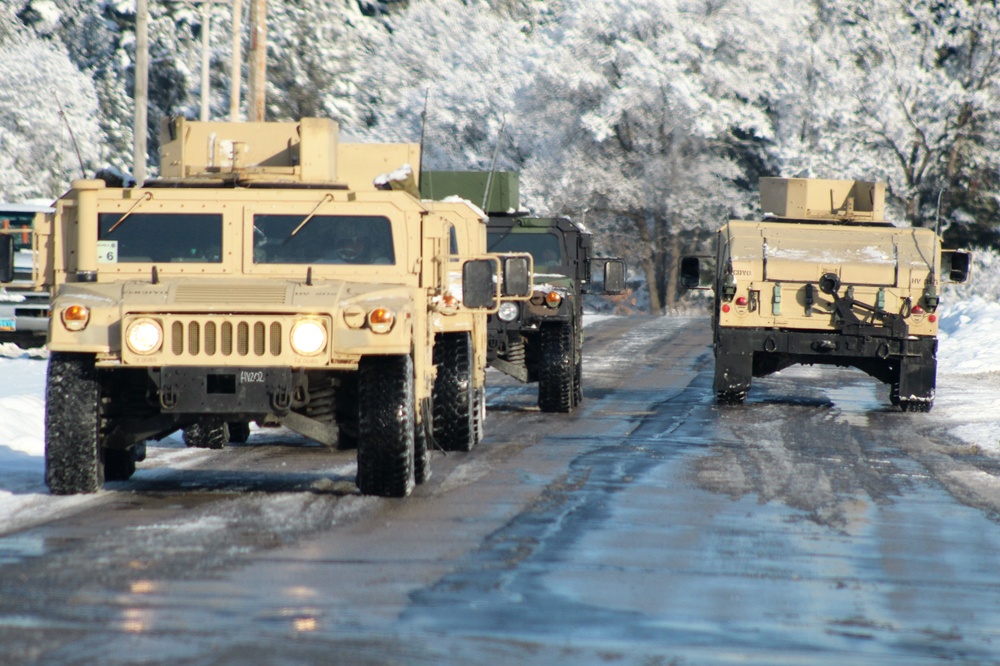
[54,90,86,178]
[418,88,430,195]
[482,115,506,212]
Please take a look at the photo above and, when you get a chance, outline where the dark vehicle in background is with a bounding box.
[0,203,53,347]
[421,171,626,412]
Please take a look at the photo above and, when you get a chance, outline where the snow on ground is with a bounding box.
[2,293,1000,534]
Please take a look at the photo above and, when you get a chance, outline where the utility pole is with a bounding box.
[188,0,230,122]
[133,0,149,182]
[199,1,211,121]
[230,0,242,121]
[247,0,267,122]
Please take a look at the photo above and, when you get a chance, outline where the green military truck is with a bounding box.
[681,177,971,411]
[421,171,626,412]
[0,118,525,497]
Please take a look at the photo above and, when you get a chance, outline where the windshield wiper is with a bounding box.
[107,192,153,233]
[285,193,335,243]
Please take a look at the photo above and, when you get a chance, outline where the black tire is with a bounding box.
[572,358,583,407]
[538,323,575,413]
[356,355,415,498]
[183,421,229,449]
[899,400,932,413]
[335,375,359,451]
[472,384,485,445]
[227,421,252,444]
[893,382,933,412]
[45,352,104,494]
[415,406,431,485]
[433,333,475,451]
[573,326,584,407]
[716,389,748,405]
[104,448,136,482]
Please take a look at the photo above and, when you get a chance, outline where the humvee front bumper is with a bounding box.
[150,366,300,416]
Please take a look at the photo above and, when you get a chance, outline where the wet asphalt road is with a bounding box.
[3,315,1000,665]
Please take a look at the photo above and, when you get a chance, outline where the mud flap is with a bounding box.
[896,356,936,403]
[713,350,753,398]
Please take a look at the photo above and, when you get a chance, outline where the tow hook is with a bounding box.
[812,340,837,352]
[160,385,178,410]
[271,385,292,413]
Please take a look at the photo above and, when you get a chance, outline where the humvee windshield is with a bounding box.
[98,213,223,263]
[254,215,395,265]
[488,231,562,267]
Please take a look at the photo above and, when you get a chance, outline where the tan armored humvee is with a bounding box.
[0,117,524,497]
[681,178,971,411]
[339,148,532,454]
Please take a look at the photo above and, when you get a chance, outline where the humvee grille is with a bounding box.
[167,318,283,358]
[174,284,288,304]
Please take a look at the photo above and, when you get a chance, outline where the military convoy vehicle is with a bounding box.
[0,203,53,347]
[421,171,626,412]
[0,117,528,497]
[680,177,971,411]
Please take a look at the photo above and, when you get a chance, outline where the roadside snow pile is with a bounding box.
[939,247,1000,375]
[938,297,1000,375]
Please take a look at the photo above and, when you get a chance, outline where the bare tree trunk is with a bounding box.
[663,231,680,310]
[652,213,667,311]
[631,213,663,314]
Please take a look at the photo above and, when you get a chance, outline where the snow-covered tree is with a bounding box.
[265,0,380,126]
[517,0,814,311]
[355,0,535,170]
[782,0,1000,237]
[0,17,103,201]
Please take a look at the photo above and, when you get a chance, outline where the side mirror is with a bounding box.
[679,255,714,289]
[462,259,497,309]
[502,255,531,297]
[603,259,626,294]
[0,235,13,283]
[679,257,701,289]
[941,250,971,284]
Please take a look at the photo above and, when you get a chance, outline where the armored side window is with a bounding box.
[98,213,224,263]
[0,212,34,252]
[253,215,395,266]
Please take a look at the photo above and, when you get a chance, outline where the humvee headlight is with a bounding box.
[367,308,395,334]
[60,304,91,332]
[290,320,327,356]
[125,318,162,354]
[497,302,519,322]
[544,291,562,308]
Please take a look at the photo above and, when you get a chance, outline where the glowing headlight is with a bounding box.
[61,304,91,332]
[497,301,519,322]
[125,318,162,354]
[290,320,327,356]
[367,307,395,334]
